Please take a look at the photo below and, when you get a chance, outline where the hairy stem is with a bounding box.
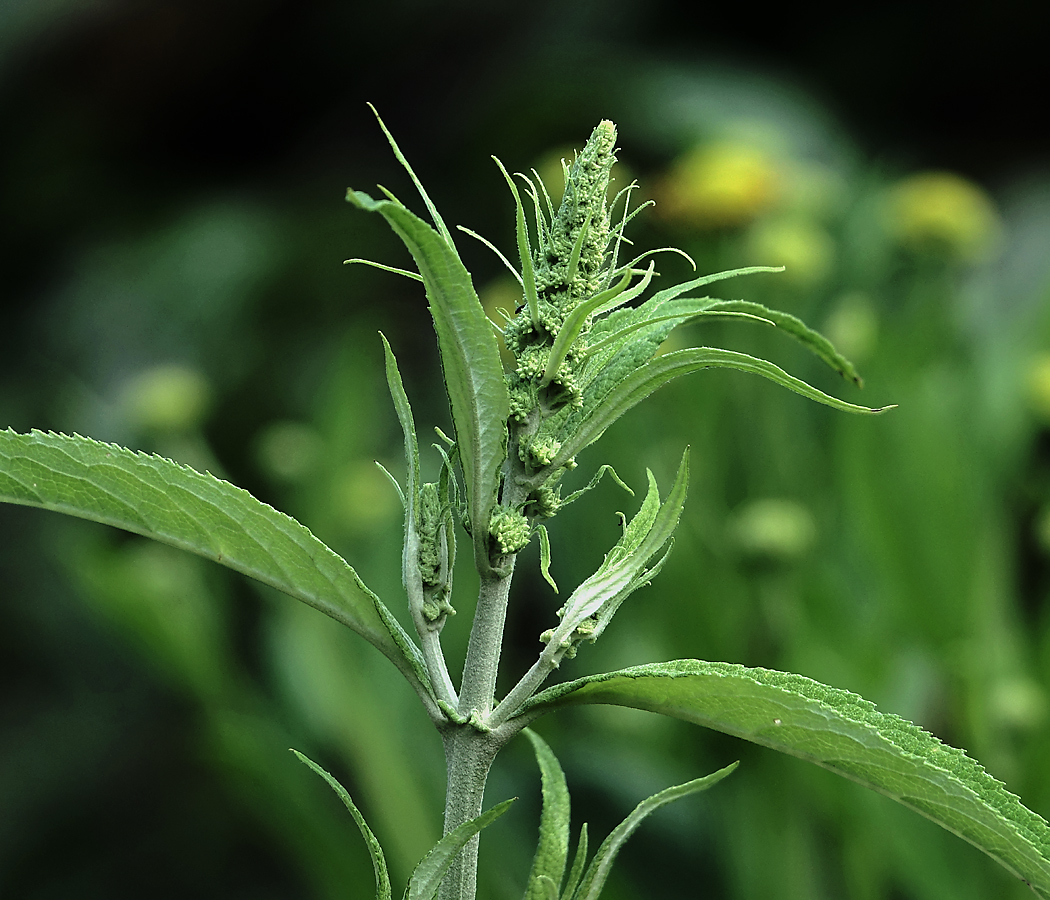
[422,628,458,708]
[437,726,505,900]
[458,565,516,720]
[438,424,535,899]
[456,433,531,720]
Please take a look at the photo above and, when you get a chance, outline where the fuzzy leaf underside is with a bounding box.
[524,730,572,900]
[550,347,889,471]
[348,190,510,570]
[0,429,430,695]
[520,660,1050,897]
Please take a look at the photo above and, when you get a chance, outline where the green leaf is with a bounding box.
[523,730,571,900]
[0,429,431,699]
[580,304,772,361]
[563,209,592,289]
[347,190,510,572]
[535,875,560,900]
[493,156,540,325]
[572,763,738,900]
[537,524,558,593]
[560,824,589,900]
[542,266,654,389]
[521,660,1050,897]
[646,264,785,299]
[701,298,863,386]
[578,266,784,394]
[345,257,425,282]
[291,749,392,900]
[556,464,634,511]
[381,335,423,582]
[405,799,515,900]
[367,103,456,251]
[560,452,688,641]
[550,347,891,471]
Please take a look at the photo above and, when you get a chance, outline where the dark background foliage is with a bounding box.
[2,2,1049,898]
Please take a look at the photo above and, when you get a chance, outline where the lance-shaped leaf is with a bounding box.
[558,453,687,640]
[561,825,589,900]
[578,266,785,394]
[0,429,432,704]
[572,762,738,900]
[292,749,392,900]
[701,298,863,386]
[519,660,1050,898]
[381,334,422,586]
[348,190,510,571]
[405,799,515,900]
[493,156,540,325]
[491,458,686,727]
[548,348,891,472]
[523,730,572,900]
[580,302,772,363]
[368,103,456,252]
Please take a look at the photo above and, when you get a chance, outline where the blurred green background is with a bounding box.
[2,2,1049,898]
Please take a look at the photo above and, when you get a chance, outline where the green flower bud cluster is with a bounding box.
[520,435,562,469]
[539,615,598,661]
[488,507,531,555]
[417,482,455,622]
[417,482,442,586]
[506,121,618,422]
[525,484,560,520]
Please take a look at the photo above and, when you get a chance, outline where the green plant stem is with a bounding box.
[458,565,516,720]
[489,634,564,728]
[437,428,536,900]
[437,726,506,900]
[422,628,459,708]
[437,568,513,900]
[456,437,531,722]
[405,527,459,710]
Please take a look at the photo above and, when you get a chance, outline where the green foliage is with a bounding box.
[521,661,1050,896]
[1,111,1048,900]
[570,763,739,900]
[522,728,738,900]
[406,801,516,900]
[523,730,571,900]
[0,428,432,706]
[346,189,509,575]
[293,750,393,900]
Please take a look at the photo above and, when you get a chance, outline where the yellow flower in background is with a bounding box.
[884,172,1001,260]
[654,141,780,228]
[748,216,835,286]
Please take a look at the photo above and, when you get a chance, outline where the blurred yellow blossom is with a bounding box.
[883,172,1001,260]
[654,142,780,228]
